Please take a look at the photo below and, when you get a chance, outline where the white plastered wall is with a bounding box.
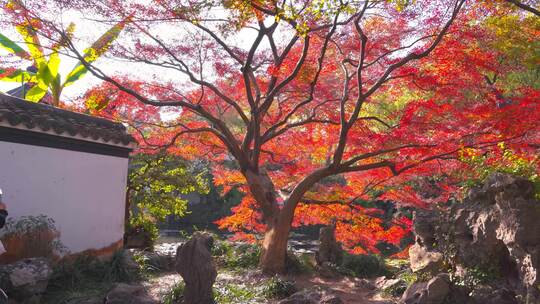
[0,141,128,253]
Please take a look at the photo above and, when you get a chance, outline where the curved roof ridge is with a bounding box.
[0,93,136,147]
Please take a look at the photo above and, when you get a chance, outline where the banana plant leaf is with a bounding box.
[16,22,46,66]
[0,33,29,58]
[24,85,48,102]
[0,69,37,83]
[63,17,129,88]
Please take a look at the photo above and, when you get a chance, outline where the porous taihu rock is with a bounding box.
[316,222,343,266]
[175,232,217,304]
[409,173,540,303]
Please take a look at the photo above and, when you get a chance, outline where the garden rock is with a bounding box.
[320,293,343,304]
[120,250,141,273]
[408,243,443,274]
[375,276,407,297]
[278,289,343,304]
[317,262,340,279]
[469,285,517,304]
[175,232,217,304]
[104,283,155,304]
[408,173,540,303]
[124,229,153,249]
[425,274,450,303]
[400,274,450,304]
[355,278,376,290]
[0,257,52,301]
[399,281,427,304]
[375,277,402,290]
[316,222,343,266]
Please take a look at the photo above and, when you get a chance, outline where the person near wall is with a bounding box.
[0,188,8,303]
[0,189,7,229]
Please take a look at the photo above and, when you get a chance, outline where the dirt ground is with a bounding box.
[292,274,394,304]
[143,270,395,304]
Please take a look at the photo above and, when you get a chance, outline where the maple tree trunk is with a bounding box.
[259,213,293,274]
[244,169,296,274]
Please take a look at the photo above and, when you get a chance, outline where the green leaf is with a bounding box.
[16,23,46,66]
[0,33,29,58]
[35,51,61,91]
[24,85,48,102]
[34,62,52,90]
[47,50,61,80]
[0,69,37,83]
[63,17,129,87]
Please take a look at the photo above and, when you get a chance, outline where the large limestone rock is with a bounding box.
[316,222,343,266]
[175,232,217,304]
[0,257,52,302]
[409,173,540,303]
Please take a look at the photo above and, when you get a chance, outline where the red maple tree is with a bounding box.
[10,0,540,273]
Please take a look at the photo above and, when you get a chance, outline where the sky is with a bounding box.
[0,6,278,105]
[0,1,445,107]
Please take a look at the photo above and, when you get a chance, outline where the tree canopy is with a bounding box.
[1,0,538,274]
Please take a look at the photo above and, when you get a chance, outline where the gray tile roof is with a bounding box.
[0,93,136,147]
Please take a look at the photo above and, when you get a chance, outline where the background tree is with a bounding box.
[8,0,539,274]
[126,152,209,243]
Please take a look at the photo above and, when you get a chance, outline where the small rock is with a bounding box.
[409,243,443,274]
[375,277,404,290]
[375,277,407,298]
[278,289,343,304]
[0,257,52,301]
[320,293,343,304]
[425,274,450,303]
[355,278,376,290]
[278,289,319,304]
[318,262,340,279]
[400,282,428,304]
[120,250,141,273]
[105,283,155,304]
[124,230,153,249]
[399,274,450,304]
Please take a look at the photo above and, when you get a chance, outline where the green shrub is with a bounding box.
[338,253,390,278]
[125,216,159,248]
[162,282,185,304]
[263,276,296,299]
[0,214,67,261]
[451,265,500,288]
[49,251,141,287]
[213,241,261,270]
[286,252,315,274]
[214,283,259,303]
[212,238,234,257]
[43,251,142,303]
[230,243,261,268]
[399,270,419,286]
[381,281,407,298]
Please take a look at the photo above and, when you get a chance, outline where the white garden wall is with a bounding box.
[0,140,128,254]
